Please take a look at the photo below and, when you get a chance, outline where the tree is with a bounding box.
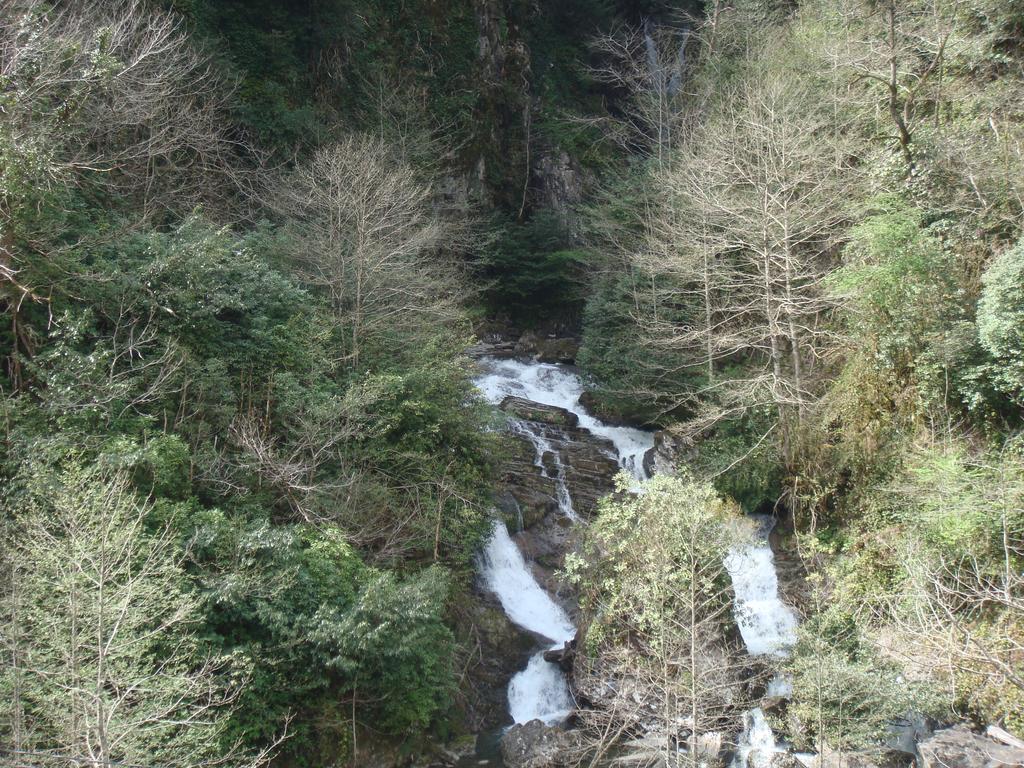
[0,0,240,387]
[638,58,853,466]
[0,465,275,767]
[978,239,1024,407]
[566,474,753,765]
[799,0,960,171]
[786,604,934,754]
[587,20,695,169]
[272,135,466,368]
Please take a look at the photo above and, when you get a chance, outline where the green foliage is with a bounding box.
[691,407,783,513]
[835,196,972,407]
[566,473,741,648]
[1,465,250,767]
[977,239,1024,408]
[787,606,940,751]
[0,3,498,763]
[578,269,704,424]
[479,212,590,322]
[187,512,455,753]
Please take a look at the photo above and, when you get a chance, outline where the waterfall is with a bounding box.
[475,356,654,727]
[725,516,798,657]
[731,708,778,768]
[476,357,654,481]
[725,515,798,767]
[479,519,575,725]
[510,420,576,519]
[480,520,575,641]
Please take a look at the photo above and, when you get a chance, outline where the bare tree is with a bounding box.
[0,0,241,214]
[0,0,245,386]
[587,20,696,170]
[0,467,282,767]
[634,63,854,465]
[804,0,961,171]
[272,136,468,369]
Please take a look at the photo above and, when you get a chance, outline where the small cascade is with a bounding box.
[731,708,782,768]
[479,520,576,725]
[510,420,576,519]
[480,520,575,641]
[725,517,798,657]
[476,357,654,481]
[726,515,798,767]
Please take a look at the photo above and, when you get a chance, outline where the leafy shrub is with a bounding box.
[978,239,1024,408]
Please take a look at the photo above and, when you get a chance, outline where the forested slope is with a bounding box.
[2,0,1023,766]
[0,1,498,765]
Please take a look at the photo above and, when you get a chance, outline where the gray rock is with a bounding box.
[543,637,576,671]
[643,429,689,477]
[498,415,618,527]
[509,332,581,364]
[500,719,580,768]
[918,724,1024,768]
[501,396,580,427]
[457,594,537,731]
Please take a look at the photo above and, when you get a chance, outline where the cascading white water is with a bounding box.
[476,357,654,481]
[475,356,655,727]
[480,520,576,641]
[725,515,798,767]
[510,420,575,518]
[479,520,576,724]
[731,708,778,768]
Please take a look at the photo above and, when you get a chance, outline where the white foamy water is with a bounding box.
[508,652,575,724]
[479,520,576,725]
[474,357,656,727]
[476,357,654,481]
[480,520,575,642]
[725,516,798,657]
[731,708,783,768]
[727,516,798,767]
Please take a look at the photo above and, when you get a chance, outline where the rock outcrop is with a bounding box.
[497,398,619,527]
[643,428,689,477]
[918,724,1024,768]
[500,719,580,768]
[458,594,538,731]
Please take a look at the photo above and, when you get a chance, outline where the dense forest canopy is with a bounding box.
[1,0,1022,766]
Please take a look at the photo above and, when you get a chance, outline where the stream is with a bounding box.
[475,356,654,730]
[471,354,799,766]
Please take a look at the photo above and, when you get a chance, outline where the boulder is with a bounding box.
[502,396,580,428]
[513,332,580,364]
[642,429,688,477]
[535,337,580,364]
[500,719,580,768]
[918,724,1024,768]
[543,637,577,672]
[457,595,537,730]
